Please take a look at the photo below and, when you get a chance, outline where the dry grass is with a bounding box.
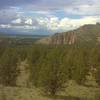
[0,82,99,100]
[0,86,52,100]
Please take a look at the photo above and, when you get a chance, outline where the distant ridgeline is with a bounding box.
[37,23,100,45]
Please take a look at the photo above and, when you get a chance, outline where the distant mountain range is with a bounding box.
[0,33,48,38]
[0,33,48,45]
[37,23,100,45]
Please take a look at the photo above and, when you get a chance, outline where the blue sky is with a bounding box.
[0,0,100,35]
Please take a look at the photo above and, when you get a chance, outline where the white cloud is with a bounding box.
[11,18,33,25]
[24,25,38,30]
[14,25,37,30]
[30,11,50,15]
[37,17,59,30]
[1,16,100,33]
[0,24,11,28]
[0,24,38,30]
[37,16,100,31]
[12,18,22,24]
[58,16,100,30]
[25,18,33,25]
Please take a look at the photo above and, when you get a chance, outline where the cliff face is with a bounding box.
[50,32,77,45]
[37,31,77,45]
[36,23,100,45]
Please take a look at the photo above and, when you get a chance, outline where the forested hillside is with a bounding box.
[0,44,100,100]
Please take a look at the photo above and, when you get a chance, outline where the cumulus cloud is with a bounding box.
[37,16,100,31]
[1,16,100,31]
[0,15,100,34]
[59,16,100,29]
[25,18,33,25]
[37,17,59,30]
[0,24,11,28]
[0,24,38,30]
[12,18,22,24]
[11,18,35,26]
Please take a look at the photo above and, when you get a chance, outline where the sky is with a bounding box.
[0,0,100,35]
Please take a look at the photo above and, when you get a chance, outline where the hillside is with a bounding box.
[37,23,100,44]
[0,44,100,100]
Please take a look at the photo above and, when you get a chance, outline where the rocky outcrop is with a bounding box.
[37,31,77,45]
[36,23,100,45]
[51,32,77,44]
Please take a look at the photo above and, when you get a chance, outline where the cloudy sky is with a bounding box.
[0,0,100,35]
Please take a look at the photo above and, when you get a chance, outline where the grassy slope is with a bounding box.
[0,83,99,100]
[0,61,99,100]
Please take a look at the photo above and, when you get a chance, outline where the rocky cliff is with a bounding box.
[36,23,100,45]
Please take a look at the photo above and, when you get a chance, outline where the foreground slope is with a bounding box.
[0,81,99,100]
